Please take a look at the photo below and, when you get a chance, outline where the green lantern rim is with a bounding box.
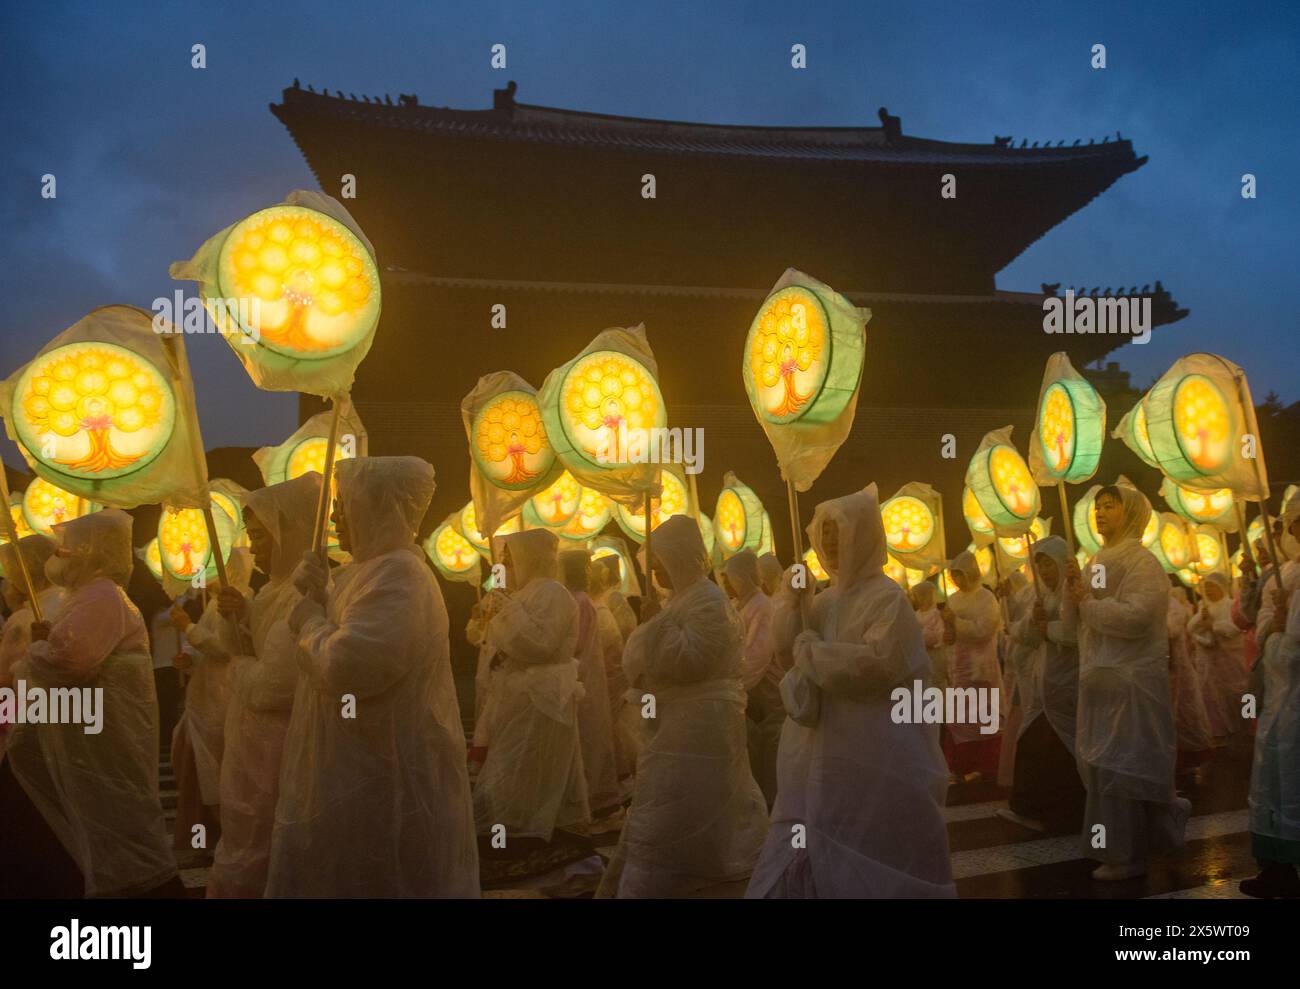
[215,204,380,362]
[980,444,1039,522]
[742,286,834,426]
[11,341,178,486]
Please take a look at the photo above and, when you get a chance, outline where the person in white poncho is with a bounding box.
[268,456,478,898]
[472,528,590,842]
[1241,492,1300,897]
[941,549,1003,781]
[1190,571,1247,745]
[207,473,320,898]
[598,515,768,897]
[1167,584,1214,777]
[170,545,253,853]
[997,536,1084,833]
[0,535,66,763]
[590,556,636,781]
[5,510,179,897]
[1065,483,1190,881]
[747,486,955,899]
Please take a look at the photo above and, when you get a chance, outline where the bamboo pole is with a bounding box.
[643,489,656,609]
[0,469,42,622]
[786,477,810,630]
[1057,481,1076,554]
[310,395,345,559]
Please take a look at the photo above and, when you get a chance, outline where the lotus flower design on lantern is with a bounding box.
[471,390,553,489]
[1172,374,1232,473]
[881,495,935,554]
[746,287,828,421]
[559,351,664,466]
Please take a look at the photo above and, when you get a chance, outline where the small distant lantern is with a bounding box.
[159,493,240,584]
[424,515,481,583]
[616,468,690,543]
[713,472,765,558]
[1160,477,1234,528]
[22,476,99,537]
[966,428,1041,536]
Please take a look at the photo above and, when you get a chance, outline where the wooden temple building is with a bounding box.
[271,80,1187,566]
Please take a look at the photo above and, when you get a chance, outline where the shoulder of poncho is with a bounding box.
[516,577,577,614]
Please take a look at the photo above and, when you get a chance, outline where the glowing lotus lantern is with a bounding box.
[616,466,691,543]
[996,517,1051,569]
[171,191,380,397]
[158,492,241,588]
[1030,353,1107,484]
[1189,525,1226,576]
[713,472,766,559]
[966,427,1041,537]
[21,477,99,537]
[457,501,521,559]
[538,326,666,506]
[524,471,583,529]
[423,514,482,584]
[559,487,613,542]
[1160,477,1235,529]
[1149,512,1194,573]
[962,485,996,548]
[1143,354,1268,501]
[803,547,830,583]
[882,482,946,573]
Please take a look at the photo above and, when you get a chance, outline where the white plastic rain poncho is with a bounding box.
[1190,572,1247,743]
[1073,485,1187,865]
[267,457,478,898]
[591,558,637,780]
[945,550,1003,745]
[0,536,66,763]
[599,515,768,898]
[911,581,949,691]
[747,487,955,899]
[177,547,253,806]
[208,473,320,899]
[561,549,622,815]
[7,510,176,896]
[1249,494,1300,858]
[1009,537,1078,750]
[472,528,589,840]
[757,552,784,597]
[724,549,783,808]
[1168,588,1214,758]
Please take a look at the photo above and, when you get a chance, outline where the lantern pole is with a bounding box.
[310,394,345,560]
[0,470,43,623]
[786,477,810,630]
[1233,501,1255,569]
[1025,534,1044,603]
[643,489,657,609]
[1180,517,1201,605]
[1057,481,1076,554]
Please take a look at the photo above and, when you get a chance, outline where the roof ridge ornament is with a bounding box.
[494,80,518,111]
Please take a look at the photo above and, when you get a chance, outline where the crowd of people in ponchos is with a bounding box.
[0,462,1296,899]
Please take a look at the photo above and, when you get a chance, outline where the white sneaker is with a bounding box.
[1091,861,1147,881]
[996,807,1046,832]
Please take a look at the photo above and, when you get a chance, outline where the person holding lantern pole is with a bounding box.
[1241,493,1300,897]
[910,581,949,691]
[598,515,768,898]
[1065,484,1189,881]
[747,486,954,899]
[1190,571,1247,746]
[5,510,180,897]
[269,456,479,898]
[1168,584,1214,780]
[559,548,623,826]
[589,555,636,782]
[722,548,784,809]
[941,550,1003,782]
[998,536,1084,833]
[471,528,590,845]
[757,552,784,598]
[207,473,320,899]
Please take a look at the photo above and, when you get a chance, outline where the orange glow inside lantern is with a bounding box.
[12,342,176,482]
[22,477,96,536]
[431,523,478,574]
[617,470,688,539]
[803,547,829,582]
[881,495,935,555]
[746,287,829,422]
[1039,383,1076,476]
[1172,374,1233,473]
[471,391,554,490]
[962,485,994,536]
[1192,531,1222,574]
[529,471,582,527]
[217,205,379,359]
[560,488,612,541]
[988,446,1038,519]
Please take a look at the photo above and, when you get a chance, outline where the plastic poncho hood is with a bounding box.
[244,472,322,581]
[47,508,135,589]
[498,528,559,589]
[647,514,709,593]
[807,485,886,587]
[723,548,761,597]
[0,533,56,594]
[335,456,434,563]
[1101,479,1152,548]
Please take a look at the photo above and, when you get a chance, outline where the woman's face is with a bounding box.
[1036,555,1061,591]
[820,520,840,571]
[1095,493,1125,541]
[330,493,350,553]
[244,508,274,574]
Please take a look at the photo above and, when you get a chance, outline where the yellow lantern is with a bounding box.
[525,471,583,528]
[21,477,99,537]
[559,488,613,542]
[424,515,481,582]
[617,467,690,543]
[803,547,830,583]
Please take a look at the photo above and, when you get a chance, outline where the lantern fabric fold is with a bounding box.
[964,427,1041,538]
[742,269,869,492]
[0,305,209,509]
[1029,352,1106,485]
[1159,477,1237,531]
[1142,353,1268,501]
[537,325,665,507]
[169,190,379,399]
[253,404,368,485]
[462,371,561,540]
[881,482,947,575]
[1112,399,1160,470]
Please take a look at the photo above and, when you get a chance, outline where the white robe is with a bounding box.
[1250,560,1300,849]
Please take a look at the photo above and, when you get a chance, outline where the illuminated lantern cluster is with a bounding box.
[1190,526,1225,576]
[12,342,175,482]
[1160,477,1234,527]
[1030,355,1106,484]
[617,469,689,543]
[217,205,379,359]
[472,391,554,490]
[551,351,665,470]
[713,474,765,559]
[996,517,1050,563]
[966,429,1041,536]
[1149,512,1193,572]
[22,477,99,537]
